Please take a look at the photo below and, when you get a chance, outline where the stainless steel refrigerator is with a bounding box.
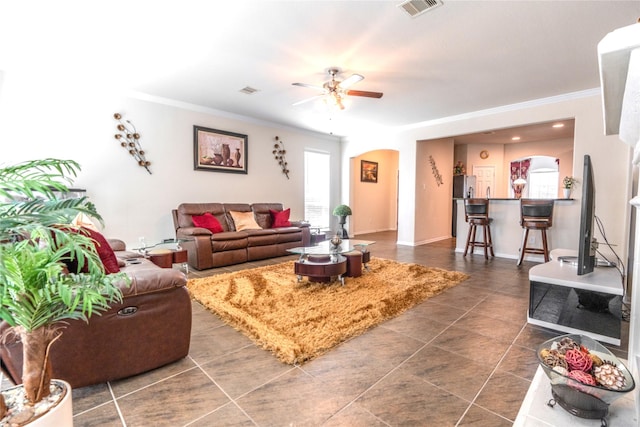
[452,175,476,237]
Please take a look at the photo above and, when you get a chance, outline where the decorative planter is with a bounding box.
[337,216,349,238]
[563,188,571,199]
[537,334,635,421]
[0,379,73,426]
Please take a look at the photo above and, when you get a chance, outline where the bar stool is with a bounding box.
[517,199,554,266]
[463,198,494,259]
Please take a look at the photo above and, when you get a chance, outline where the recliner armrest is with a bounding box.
[290,221,310,228]
[107,238,127,251]
[177,226,213,236]
[118,265,187,297]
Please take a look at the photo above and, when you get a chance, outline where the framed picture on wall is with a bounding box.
[193,125,248,174]
[361,160,378,183]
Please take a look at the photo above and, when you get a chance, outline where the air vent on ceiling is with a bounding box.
[239,86,259,95]
[397,0,443,18]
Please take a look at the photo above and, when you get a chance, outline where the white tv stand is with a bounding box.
[528,249,623,345]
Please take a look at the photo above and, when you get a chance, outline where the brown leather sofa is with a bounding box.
[173,202,310,270]
[0,239,191,388]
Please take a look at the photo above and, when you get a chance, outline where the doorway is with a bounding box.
[473,165,496,198]
[351,150,399,235]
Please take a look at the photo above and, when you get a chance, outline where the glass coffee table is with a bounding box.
[287,239,375,285]
[133,238,192,274]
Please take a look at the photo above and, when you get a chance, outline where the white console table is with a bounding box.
[528,250,624,345]
[515,366,638,426]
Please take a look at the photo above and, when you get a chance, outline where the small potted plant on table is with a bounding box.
[562,176,577,198]
[0,159,127,426]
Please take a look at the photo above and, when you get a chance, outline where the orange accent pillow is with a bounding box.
[270,208,291,227]
[192,212,224,233]
[229,211,262,231]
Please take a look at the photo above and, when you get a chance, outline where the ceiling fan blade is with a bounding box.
[292,94,324,106]
[340,73,364,89]
[346,89,383,99]
[292,82,325,91]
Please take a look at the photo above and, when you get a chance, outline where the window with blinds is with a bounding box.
[304,150,330,229]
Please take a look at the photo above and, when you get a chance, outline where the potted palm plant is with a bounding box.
[0,159,127,425]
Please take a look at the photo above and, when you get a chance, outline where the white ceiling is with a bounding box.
[0,1,638,138]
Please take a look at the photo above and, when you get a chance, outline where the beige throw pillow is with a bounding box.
[229,211,262,231]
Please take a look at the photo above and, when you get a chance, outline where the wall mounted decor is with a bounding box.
[272,136,290,179]
[193,126,248,174]
[429,155,443,186]
[113,113,151,174]
[361,160,378,183]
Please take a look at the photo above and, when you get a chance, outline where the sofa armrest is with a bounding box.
[290,221,310,228]
[107,238,127,251]
[288,222,311,246]
[118,265,187,298]
[179,234,215,270]
[178,226,213,236]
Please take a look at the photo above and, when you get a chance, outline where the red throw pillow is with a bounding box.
[270,208,291,227]
[192,212,224,233]
[60,227,121,274]
[79,227,121,274]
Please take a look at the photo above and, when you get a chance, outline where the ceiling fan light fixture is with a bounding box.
[292,68,382,109]
[324,91,345,110]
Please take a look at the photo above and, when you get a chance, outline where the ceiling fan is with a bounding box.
[292,68,383,110]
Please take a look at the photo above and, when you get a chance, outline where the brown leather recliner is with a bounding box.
[0,239,191,388]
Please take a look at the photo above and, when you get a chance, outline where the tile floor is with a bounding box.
[40,232,637,425]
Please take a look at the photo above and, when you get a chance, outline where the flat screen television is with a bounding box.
[577,154,596,275]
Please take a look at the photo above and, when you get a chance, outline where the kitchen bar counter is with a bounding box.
[454,198,578,261]
[453,198,574,201]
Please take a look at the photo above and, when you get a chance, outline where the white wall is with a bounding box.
[415,138,454,244]
[0,72,341,248]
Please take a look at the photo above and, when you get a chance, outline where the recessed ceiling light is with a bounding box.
[552,123,565,128]
[512,136,521,141]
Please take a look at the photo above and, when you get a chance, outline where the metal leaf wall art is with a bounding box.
[113,113,151,174]
[272,136,290,179]
[429,155,443,186]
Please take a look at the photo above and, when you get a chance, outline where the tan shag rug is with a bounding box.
[187,257,468,364]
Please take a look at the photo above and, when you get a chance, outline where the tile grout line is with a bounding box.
[182,355,254,427]
[107,381,128,427]
[183,354,298,426]
[323,295,487,424]
[454,321,531,426]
